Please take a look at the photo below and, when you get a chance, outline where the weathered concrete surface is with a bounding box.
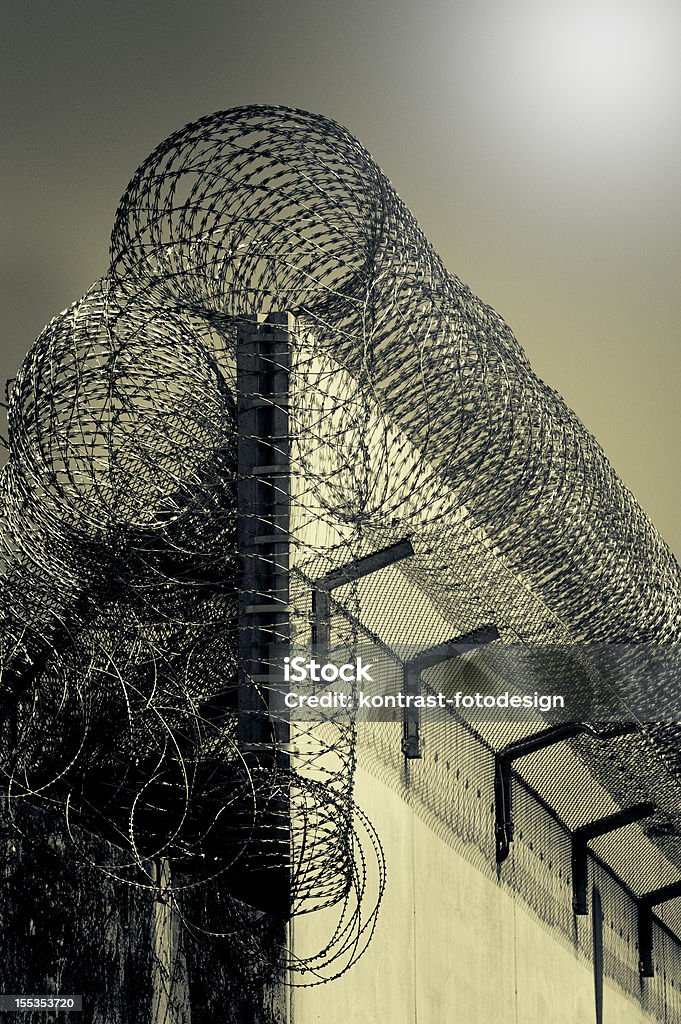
[293,761,659,1024]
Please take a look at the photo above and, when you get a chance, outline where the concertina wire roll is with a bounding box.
[0,106,678,1002]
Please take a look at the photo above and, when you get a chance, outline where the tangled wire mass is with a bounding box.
[0,105,679,1019]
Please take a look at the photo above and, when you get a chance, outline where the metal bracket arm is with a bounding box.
[638,879,681,977]
[571,803,655,914]
[494,722,638,866]
[402,624,499,759]
[311,538,415,652]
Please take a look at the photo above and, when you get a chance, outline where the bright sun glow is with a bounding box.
[470,0,681,192]
[526,1,673,128]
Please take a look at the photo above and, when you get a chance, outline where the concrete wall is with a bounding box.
[292,754,675,1024]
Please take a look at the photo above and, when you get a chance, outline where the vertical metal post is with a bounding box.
[638,900,654,978]
[237,313,291,742]
[402,662,422,760]
[592,887,604,1024]
[236,313,291,920]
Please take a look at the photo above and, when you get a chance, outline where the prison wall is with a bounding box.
[292,729,679,1024]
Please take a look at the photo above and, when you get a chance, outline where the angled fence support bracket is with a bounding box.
[401,624,499,759]
[638,880,681,977]
[494,722,638,866]
[571,803,655,914]
[311,538,415,654]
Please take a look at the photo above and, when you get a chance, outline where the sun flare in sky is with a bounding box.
[468,0,681,195]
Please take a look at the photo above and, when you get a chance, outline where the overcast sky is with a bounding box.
[1,0,679,557]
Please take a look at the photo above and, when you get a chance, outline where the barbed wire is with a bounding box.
[0,105,678,1019]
